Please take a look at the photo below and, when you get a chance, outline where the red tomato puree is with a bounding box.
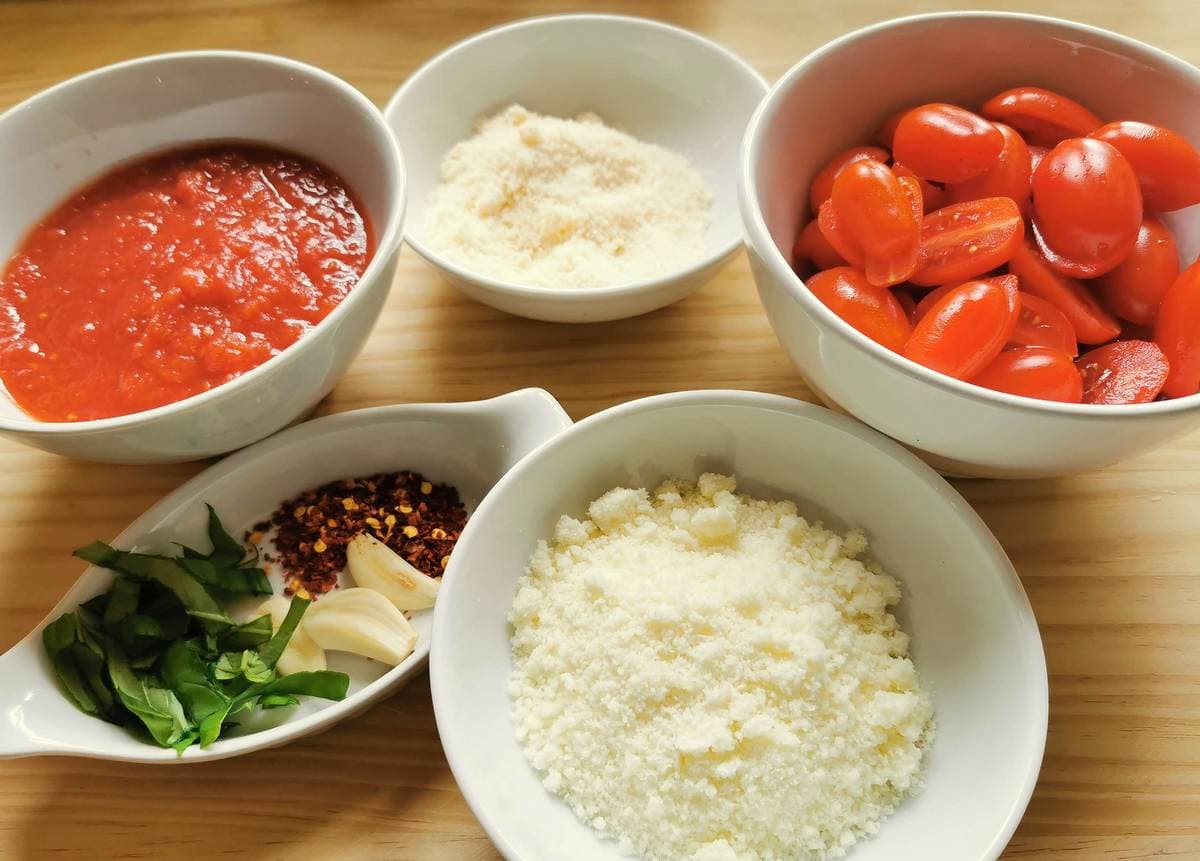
[0,144,374,421]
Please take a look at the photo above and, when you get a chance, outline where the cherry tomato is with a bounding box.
[1010,292,1078,356]
[912,283,957,324]
[793,218,848,271]
[971,346,1083,402]
[876,106,914,148]
[945,123,1032,216]
[1154,259,1200,398]
[892,103,1004,183]
[817,199,865,266]
[911,197,1023,286]
[892,163,947,212]
[806,266,912,351]
[894,286,918,324]
[1094,215,1179,326]
[808,145,890,213]
[1089,121,1200,212]
[1028,145,1050,174]
[1078,340,1170,404]
[829,160,922,287]
[1007,237,1121,343]
[981,86,1102,146]
[903,275,1020,378]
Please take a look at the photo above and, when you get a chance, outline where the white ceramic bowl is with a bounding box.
[0,388,571,763]
[385,14,766,323]
[432,390,1047,860]
[740,12,1200,478]
[0,51,406,463]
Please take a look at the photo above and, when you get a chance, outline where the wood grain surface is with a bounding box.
[0,1,1198,859]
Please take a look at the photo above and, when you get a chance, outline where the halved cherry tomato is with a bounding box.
[911,197,1023,286]
[1078,340,1169,404]
[892,103,1004,183]
[806,266,912,351]
[1010,292,1078,356]
[808,145,890,213]
[1007,237,1121,343]
[1154,259,1200,398]
[894,286,919,325]
[1094,215,1179,326]
[903,275,1020,378]
[945,123,1032,215]
[817,198,865,266]
[876,106,914,148]
[1089,121,1200,212]
[1031,138,1142,278]
[828,160,922,286]
[981,86,1102,146]
[912,283,957,324]
[793,218,848,271]
[971,346,1083,402]
[1028,145,1049,174]
[892,163,947,212]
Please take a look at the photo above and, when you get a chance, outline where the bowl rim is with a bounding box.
[430,388,1049,861]
[0,49,407,434]
[739,10,1200,419]
[383,12,768,303]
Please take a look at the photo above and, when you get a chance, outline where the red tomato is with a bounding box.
[1078,340,1170,404]
[981,86,1102,146]
[1007,237,1121,343]
[876,106,914,148]
[1089,121,1200,212]
[1028,145,1050,174]
[829,160,922,287]
[944,123,1032,216]
[817,199,865,266]
[806,267,912,351]
[894,286,918,323]
[912,282,957,324]
[892,103,1004,183]
[892,163,947,212]
[793,218,848,271]
[1010,292,1079,356]
[911,197,1024,286]
[971,346,1084,402]
[903,275,1020,378]
[1154,259,1200,398]
[1031,138,1143,278]
[1094,215,1179,326]
[808,145,890,213]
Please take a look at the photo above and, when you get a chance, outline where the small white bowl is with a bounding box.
[740,12,1200,478]
[0,388,571,762]
[431,390,1047,861]
[384,14,767,323]
[0,51,406,463]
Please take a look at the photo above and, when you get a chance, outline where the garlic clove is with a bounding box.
[303,587,418,666]
[345,532,440,611]
[249,595,327,676]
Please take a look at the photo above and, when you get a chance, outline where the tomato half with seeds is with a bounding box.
[829,160,922,287]
[892,163,947,212]
[910,197,1023,286]
[903,275,1020,379]
[971,346,1083,402]
[1078,340,1169,404]
[981,86,1102,146]
[945,123,1032,216]
[892,103,1004,183]
[1154,259,1200,398]
[1089,121,1200,212]
[1007,237,1121,343]
[808,145,890,213]
[1094,215,1179,326]
[806,267,912,351]
[1010,292,1078,356]
[793,218,848,271]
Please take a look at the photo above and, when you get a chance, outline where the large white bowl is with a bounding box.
[740,12,1200,478]
[0,51,406,463]
[431,391,1047,860]
[384,14,767,323]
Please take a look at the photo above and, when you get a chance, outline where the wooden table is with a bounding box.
[1,1,1197,858]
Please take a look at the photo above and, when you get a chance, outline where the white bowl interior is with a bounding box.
[433,393,1046,860]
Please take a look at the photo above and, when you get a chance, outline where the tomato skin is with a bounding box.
[892,163,947,212]
[806,266,912,351]
[903,275,1020,379]
[1028,145,1050,174]
[829,160,921,287]
[945,123,1032,216]
[1078,340,1169,404]
[1153,259,1200,398]
[1094,215,1179,326]
[1010,292,1079,356]
[912,283,957,324]
[1089,121,1200,212]
[876,106,913,148]
[817,198,865,266]
[1007,237,1121,343]
[894,286,918,323]
[892,103,1004,183]
[911,197,1024,286]
[981,86,1102,146]
[1031,138,1143,278]
[971,346,1084,402]
[808,146,890,213]
[793,218,848,271]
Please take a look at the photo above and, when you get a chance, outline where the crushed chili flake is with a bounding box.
[248,470,468,598]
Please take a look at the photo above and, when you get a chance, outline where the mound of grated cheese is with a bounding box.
[422,104,712,288]
[508,474,934,861]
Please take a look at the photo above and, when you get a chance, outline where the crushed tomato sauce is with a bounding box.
[0,143,373,422]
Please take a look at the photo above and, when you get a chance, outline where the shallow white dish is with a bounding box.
[432,390,1047,860]
[385,14,767,323]
[739,12,1200,478]
[0,51,406,463]
[0,388,570,762]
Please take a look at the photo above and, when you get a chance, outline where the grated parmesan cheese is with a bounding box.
[508,474,934,861]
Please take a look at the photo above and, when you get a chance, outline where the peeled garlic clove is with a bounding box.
[250,595,326,676]
[303,587,418,666]
[346,532,440,610]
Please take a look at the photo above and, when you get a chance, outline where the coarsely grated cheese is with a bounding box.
[508,474,934,861]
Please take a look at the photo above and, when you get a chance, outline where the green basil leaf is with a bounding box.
[102,576,140,627]
[258,596,309,670]
[42,614,103,716]
[218,614,273,651]
[204,503,248,567]
[258,694,300,710]
[161,640,231,733]
[106,646,193,749]
[231,670,349,712]
[178,557,271,597]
